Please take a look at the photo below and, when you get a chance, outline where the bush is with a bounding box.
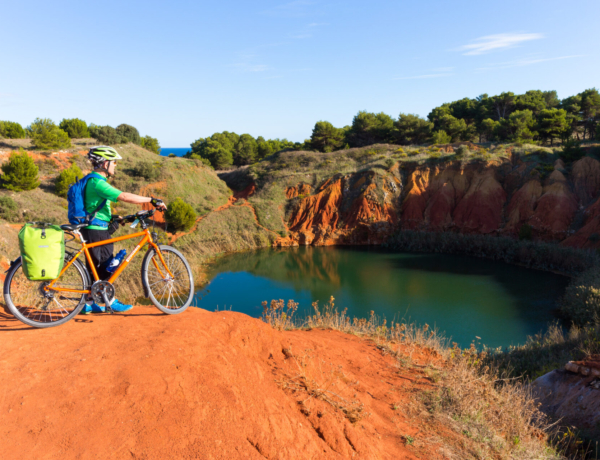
[132,161,160,181]
[561,267,600,325]
[431,130,451,144]
[165,197,197,232]
[0,149,40,191]
[519,224,533,241]
[0,121,26,139]
[28,118,71,150]
[0,196,19,221]
[559,139,585,163]
[455,145,470,157]
[59,118,90,138]
[90,125,125,144]
[55,163,84,197]
[141,135,160,154]
[115,124,141,145]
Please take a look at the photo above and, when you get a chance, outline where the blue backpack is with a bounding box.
[67,174,109,229]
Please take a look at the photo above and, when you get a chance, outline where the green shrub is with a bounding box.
[115,124,141,145]
[455,145,470,157]
[141,135,161,154]
[90,125,125,144]
[431,130,451,144]
[0,149,40,191]
[561,267,600,325]
[559,139,585,163]
[165,197,197,232]
[28,118,71,150]
[59,118,90,138]
[55,163,84,197]
[0,196,19,221]
[132,161,160,181]
[168,153,176,158]
[0,121,26,139]
[519,224,533,241]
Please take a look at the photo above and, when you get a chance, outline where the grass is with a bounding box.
[262,296,570,459]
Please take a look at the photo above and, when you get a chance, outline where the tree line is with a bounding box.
[0,118,161,154]
[186,88,600,169]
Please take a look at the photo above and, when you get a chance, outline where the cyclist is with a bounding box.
[81,146,167,314]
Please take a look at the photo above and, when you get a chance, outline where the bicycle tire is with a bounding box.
[3,255,89,328]
[141,245,194,314]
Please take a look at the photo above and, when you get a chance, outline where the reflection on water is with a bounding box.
[196,247,569,349]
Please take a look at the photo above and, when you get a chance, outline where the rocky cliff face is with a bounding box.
[276,157,600,248]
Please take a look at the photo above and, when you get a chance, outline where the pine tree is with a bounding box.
[165,198,197,232]
[55,163,84,197]
[1,149,41,191]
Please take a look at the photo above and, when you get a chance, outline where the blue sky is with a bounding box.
[2,0,599,146]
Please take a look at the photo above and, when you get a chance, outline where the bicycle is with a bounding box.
[3,209,194,328]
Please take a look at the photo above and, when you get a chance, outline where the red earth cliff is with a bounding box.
[278,157,600,248]
[0,307,456,460]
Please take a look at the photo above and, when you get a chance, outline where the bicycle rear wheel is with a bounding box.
[141,245,194,314]
[3,255,89,328]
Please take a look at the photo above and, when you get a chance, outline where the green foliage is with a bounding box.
[132,161,161,181]
[55,163,83,197]
[561,266,600,325]
[535,108,569,145]
[431,130,451,144]
[28,118,71,150]
[346,111,395,147]
[115,124,141,145]
[235,133,258,164]
[495,110,536,142]
[58,118,90,138]
[310,121,345,152]
[141,135,161,154]
[455,145,470,157]
[395,113,433,145]
[188,131,300,168]
[519,224,533,241]
[165,197,197,232]
[559,139,585,163]
[90,125,125,144]
[0,149,41,191]
[0,120,26,139]
[0,196,19,221]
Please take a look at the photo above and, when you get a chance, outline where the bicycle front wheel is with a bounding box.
[3,256,89,328]
[141,245,194,314]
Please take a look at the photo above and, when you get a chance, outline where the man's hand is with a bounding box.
[151,197,167,211]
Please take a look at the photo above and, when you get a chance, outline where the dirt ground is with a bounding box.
[0,305,452,460]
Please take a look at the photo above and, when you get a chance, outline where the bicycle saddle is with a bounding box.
[60,223,88,231]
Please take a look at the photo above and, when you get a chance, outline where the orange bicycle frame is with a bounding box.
[46,228,173,294]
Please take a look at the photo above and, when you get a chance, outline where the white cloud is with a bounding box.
[477,54,583,70]
[458,33,543,55]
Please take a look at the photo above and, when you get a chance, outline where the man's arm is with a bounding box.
[118,192,167,210]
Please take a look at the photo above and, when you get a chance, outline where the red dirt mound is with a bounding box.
[0,307,448,459]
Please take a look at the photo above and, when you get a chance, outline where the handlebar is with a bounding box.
[114,208,162,224]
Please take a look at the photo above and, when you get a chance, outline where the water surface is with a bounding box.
[195,247,569,349]
[160,147,190,157]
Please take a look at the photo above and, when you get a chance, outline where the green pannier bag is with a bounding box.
[18,222,65,281]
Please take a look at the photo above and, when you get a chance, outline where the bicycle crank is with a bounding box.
[90,281,116,311]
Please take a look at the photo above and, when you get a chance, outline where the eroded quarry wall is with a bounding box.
[274,157,600,249]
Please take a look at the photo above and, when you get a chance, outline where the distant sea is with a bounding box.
[159,147,190,157]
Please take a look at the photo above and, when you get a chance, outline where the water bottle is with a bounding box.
[106,249,127,273]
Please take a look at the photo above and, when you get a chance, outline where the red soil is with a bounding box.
[0,307,450,460]
[282,157,600,248]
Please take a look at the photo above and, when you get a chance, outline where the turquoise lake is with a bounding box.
[194,247,569,349]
